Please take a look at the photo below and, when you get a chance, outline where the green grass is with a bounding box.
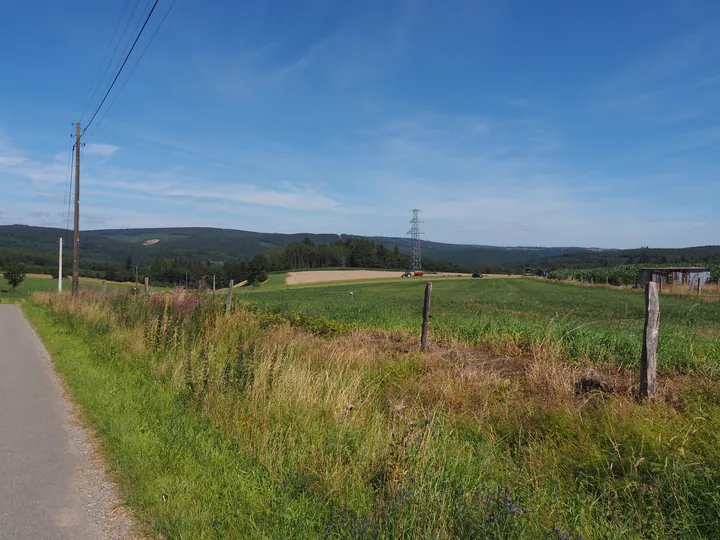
[0,276,136,301]
[26,291,720,538]
[22,301,334,538]
[237,278,720,371]
[253,272,287,290]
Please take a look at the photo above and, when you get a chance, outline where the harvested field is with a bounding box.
[285,270,471,285]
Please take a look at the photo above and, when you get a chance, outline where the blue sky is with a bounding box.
[0,0,719,248]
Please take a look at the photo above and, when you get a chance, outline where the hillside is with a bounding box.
[1,224,719,272]
[0,224,596,269]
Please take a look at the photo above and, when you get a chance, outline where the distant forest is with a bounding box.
[0,236,466,287]
[146,237,467,287]
[1,224,719,286]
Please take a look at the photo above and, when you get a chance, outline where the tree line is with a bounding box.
[1,237,468,288]
[145,237,469,288]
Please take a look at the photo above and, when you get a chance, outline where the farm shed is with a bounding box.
[639,267,711,291]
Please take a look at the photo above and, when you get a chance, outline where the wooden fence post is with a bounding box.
[144,277,149,296]
[226,279,234,315]
[102,280,107,296]
[213,275,216,294]
[421,282,432,351]
[640,282,659,398]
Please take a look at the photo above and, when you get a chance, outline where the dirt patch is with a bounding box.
[285,270,473,285]
[143,239,159,246]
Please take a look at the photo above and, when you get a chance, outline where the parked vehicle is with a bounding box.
[472,272,483,278]
[413,271,425,277]
[401,272,412,277]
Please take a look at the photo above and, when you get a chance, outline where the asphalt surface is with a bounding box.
[0,304,128,540]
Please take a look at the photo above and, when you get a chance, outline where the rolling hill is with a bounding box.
[0,225,594,269]
[1,224,718,272]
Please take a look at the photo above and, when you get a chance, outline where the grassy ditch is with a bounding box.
[27,290,720,538]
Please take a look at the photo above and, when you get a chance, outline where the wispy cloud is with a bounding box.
[0,156,28,166]
[0,145,68,186]
[84,143,120,157]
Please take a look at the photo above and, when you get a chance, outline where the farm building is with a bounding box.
[639,267,711,291]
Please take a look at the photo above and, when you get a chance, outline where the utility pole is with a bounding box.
[58,237,63,294]
[72,122,81,295]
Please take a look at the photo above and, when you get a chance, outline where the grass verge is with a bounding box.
[22,302,329,538]
[24,292,720,538]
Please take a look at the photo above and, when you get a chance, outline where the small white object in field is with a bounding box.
[349,292,354,295]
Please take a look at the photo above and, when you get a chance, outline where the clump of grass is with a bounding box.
[29,290,720,538]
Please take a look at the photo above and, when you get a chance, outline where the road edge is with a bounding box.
[20,303,146,540]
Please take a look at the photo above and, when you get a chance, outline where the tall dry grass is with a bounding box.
[31,290,720,538]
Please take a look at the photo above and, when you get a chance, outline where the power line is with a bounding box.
[84,0,177,142]
[79,0,134,124]
[82,0,161,137]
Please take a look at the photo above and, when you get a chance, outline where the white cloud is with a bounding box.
[0,156,28,166]
[168,184,348,212]
[84,144,120,157]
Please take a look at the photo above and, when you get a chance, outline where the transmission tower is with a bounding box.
[407,209,424,271]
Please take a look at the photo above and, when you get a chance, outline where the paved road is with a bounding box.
[0,305,129,540]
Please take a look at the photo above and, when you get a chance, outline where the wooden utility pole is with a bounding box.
[421,282,432,351]
[640,282,659,398]
[72,122,81,295]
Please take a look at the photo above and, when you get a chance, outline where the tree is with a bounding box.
[2,261,26,291]
[126,256,133,271]
[247,254,269,285]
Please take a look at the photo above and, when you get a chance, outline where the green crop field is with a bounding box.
[237,277,720,371]
[0,275,138,301]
